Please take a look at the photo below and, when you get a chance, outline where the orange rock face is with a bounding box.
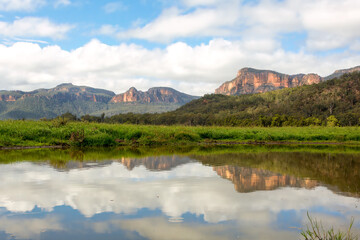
[0,95,18,102]
[110,87,198,104]
[215,68,322,95]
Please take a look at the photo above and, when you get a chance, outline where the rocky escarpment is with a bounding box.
[215,68,322,95]
[110,87,199,104]
[214,165,317,193]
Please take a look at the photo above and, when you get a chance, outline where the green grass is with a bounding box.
[301,213,358,240]
[1,120,360,147]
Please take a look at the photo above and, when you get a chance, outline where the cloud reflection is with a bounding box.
[0,157,359,239]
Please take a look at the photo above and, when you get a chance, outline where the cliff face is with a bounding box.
[0,95,19,102]
[110,87,199,104]
[214,165,317,193]
[215,68,322,95]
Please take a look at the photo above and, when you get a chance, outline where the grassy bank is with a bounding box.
[1,120,360,147]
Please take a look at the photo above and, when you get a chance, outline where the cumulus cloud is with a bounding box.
[0,0,46,11]
[112,0,360,52]
[0,38,359,95]
[117,2,240,43]
[0,17,73,39]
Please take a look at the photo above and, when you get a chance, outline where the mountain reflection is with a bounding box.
[214,166,317,192]
[54,156,192,172]
[119,156,192,171]
[0,149,360,240]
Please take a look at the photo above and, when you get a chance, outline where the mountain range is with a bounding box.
[0,84,198,119]
[0,65,359,119]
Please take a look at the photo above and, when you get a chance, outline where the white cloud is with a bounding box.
[103,1,126,14]
[0,0,46,11]
[181,0,228,7]
[112,0,360,52]
[93,24,118,36]
[54,0,70,8]
[0,38,359,95]
[117,3,240,43]
[240,0,360,51]
[0,216,63,239]
[0,17,73,39]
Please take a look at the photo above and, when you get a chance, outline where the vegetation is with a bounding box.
[301,213,358,240]
[102,72,360,126]
[1,120,360,148]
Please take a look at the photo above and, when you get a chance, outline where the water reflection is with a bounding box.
[0,148,359,240]
[214,166,317,192]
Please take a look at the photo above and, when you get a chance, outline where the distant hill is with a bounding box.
[323,66,360,81]
[215,65,360,96]
[0,84,198,119]
[107,72,360,126]
[110,87,198,104]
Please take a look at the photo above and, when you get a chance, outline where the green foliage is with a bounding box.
[174,131,200,142]
[327,115,340,127]
[1,121,360,148]
[301,212,358,240]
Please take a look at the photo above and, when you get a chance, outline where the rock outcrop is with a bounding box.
[0,94,19,102]
[110,87,199,104]
[215,68,322,95]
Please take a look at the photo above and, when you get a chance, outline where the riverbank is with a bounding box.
[1,120,360,147]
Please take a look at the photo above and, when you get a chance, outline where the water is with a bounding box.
[0,146,359,240]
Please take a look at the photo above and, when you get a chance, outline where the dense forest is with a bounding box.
[62,72,360,127]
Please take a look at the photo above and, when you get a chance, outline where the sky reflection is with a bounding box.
[0,155,359,240]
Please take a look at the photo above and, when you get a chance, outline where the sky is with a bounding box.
[0,0,360,95]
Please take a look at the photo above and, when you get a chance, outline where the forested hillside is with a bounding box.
[105,72,360,126]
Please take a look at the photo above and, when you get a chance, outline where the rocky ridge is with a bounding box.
[215,66,360,95]
[110,87,199,104]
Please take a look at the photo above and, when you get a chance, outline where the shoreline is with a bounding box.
[1,121,360,149]
[1,140,359,150]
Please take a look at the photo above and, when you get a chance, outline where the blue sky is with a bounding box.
[0,0,360,95]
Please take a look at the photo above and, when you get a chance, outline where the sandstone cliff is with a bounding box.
[110,87,199,104]
[215,68,322,95]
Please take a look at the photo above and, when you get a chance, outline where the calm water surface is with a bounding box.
[0,146,360,240]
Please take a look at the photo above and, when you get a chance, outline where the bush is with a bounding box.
[327,115,340,127]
